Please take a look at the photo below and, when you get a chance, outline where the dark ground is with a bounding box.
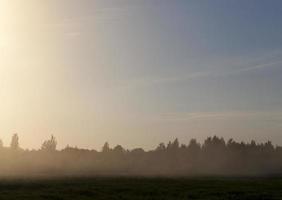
[0,177,281,200]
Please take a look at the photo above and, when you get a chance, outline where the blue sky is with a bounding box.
[1,0,282,149]
[65,0,282,112]
[61,0,282,116]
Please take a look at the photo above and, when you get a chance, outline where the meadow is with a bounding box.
[0,177,281,200]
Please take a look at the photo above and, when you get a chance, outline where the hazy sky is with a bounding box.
[1,0,282,150]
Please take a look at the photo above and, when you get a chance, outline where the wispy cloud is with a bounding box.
[157,111,282,122]
[236,60,282,73]
[119,50,282,89]
[119,71,210,89]
[227,51,282,75]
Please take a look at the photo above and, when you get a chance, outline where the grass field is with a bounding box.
[0,177,281,200]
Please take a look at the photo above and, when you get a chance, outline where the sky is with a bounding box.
[0,0,282,150]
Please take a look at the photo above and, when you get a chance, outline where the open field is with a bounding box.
[0,177,281,200]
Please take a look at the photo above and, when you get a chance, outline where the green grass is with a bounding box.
[0,177,281,199]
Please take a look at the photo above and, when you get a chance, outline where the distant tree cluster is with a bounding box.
[0,134,282,176]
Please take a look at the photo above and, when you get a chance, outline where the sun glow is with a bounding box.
[0,1,66,147]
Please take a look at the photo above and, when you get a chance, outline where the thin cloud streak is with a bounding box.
[157,111,282,122]
[117,50,282,90]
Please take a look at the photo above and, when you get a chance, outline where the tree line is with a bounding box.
[0,134,282,176]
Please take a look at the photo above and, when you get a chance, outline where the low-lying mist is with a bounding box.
[0,134,281,177]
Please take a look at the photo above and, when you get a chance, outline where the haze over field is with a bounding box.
[0,0,282,151]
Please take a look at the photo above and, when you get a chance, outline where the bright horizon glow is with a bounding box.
[0,0,282,150]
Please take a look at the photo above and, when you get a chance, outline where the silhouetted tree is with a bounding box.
[0,134,281,176]
[10,133,19,150]
[113,145,125,154]
[264,141,274,152]
[172,138,179,150]
[131,148,145,156]
[167,141,172,149]
[41,135,57,152]
[102,142,111,153]
[203,136,225,152]
[156,143,166,151]
[187,139,201,153]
